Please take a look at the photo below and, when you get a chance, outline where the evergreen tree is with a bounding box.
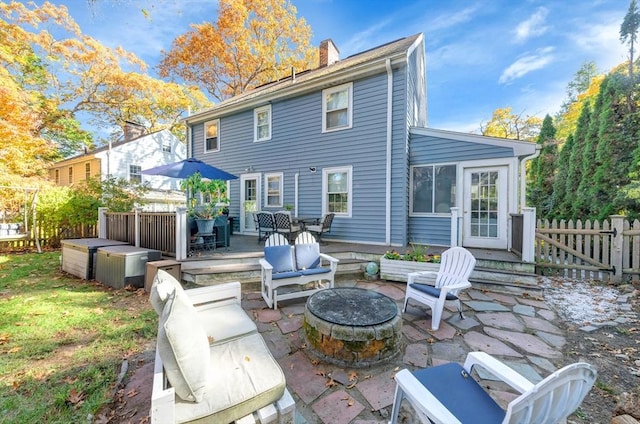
[575,81,606,217]
[527,114,557,219]
[621,0,640,80]
[562,104,591,219]
[551,134,574,219]
[591,73,640,219]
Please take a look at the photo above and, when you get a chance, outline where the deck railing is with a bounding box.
[100,208,186,258]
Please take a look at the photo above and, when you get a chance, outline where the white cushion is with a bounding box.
[174,333,286,423]
[157,287,211,402]
[198,303,257,344]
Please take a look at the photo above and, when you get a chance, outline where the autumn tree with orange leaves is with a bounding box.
[0,1,210,184]
[159,0,317,101]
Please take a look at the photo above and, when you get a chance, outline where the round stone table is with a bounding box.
[303,287,403,368]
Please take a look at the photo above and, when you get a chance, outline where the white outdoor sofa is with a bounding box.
[259,233,339,309]
[149,270,295,423]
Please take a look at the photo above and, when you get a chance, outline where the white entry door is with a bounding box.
[463,167,508,249]
[240,173,261,234]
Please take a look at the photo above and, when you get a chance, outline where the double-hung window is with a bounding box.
[129,165,142,184]
[411,164,457,214]
[55,169,59,184]
[322,83,353,132]
[162,141,171,153]
[204,120,220,152]
[254,105,271,142]
[68,167,73,184]
[265,173,282,207]
[85,163,91,179]
[323,166,352,217]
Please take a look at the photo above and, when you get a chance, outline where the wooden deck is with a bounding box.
[182,233,524,262]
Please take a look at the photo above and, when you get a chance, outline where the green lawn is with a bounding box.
[0,251,157,423]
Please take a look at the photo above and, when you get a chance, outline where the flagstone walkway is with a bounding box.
[243,279,578,424]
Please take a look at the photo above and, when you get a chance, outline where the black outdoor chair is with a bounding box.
[305,213,334,244]
[274,211,301,243]
[256,211,276,243]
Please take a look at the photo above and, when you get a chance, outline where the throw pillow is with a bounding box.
[157,289,211,402]
[264,245,295,273]
[149,269,184,315]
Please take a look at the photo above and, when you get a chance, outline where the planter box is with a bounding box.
[379,256,440,282]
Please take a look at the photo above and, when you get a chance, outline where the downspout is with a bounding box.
[385,58,393,245]
[294,173,299,217]
[519,145,541,211]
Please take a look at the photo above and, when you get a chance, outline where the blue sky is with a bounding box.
[47,0,629,133]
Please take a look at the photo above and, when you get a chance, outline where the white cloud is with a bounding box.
[568,16,628,72]
[499,46,555,84]
[427,5,480,32]
[514,7,549,42]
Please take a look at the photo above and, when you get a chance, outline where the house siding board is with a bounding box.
[408,216,450,246]
[410,134,514,163]
[192,72,394,243]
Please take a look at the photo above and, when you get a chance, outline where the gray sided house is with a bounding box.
[183,33,538,256]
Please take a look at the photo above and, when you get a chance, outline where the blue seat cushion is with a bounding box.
[272,271,303,280]
[295,243,321,270]
[409,283,458,300]
[413,363,505,424]
[299,267,330,276]
[264,245,295,273]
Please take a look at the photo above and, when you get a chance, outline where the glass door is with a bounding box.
[240,173,261,234]
[463,167,507,249]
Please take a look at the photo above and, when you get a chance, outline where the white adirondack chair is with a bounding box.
[403,246,476,330]
[390,351,597,424]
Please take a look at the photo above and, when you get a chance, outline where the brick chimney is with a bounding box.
[123,121,145,141]
[319,39,340,68]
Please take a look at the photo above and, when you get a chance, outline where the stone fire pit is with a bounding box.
[303,287,402,368]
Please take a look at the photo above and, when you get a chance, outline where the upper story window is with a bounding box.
[129,165,142,184]
[322,82,353,133]
[68,167,73,184]
[254,105,271,142]
[411,164,457,215]
[204,120,220,152]
[323,166,352,217]
[55,169,59,184]
[85,163,91,179]
[162,141,171,153]
[265,173,282,207]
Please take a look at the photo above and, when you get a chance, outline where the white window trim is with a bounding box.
[264,172,283,208]
[322,166,352,217]
[254,105,272,142]
[204,119,220,153]
[129,164,142,183]
[409,162,457,217]
[322,82,353,133]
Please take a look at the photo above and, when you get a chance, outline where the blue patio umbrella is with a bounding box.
[141,158,238,180]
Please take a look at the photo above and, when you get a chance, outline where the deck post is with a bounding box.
[98,207,108,239]
[450,207,461,247]
[521,207,536,263]
[610,215,624,283]
[134,208,142,247]
[175,207,187,261]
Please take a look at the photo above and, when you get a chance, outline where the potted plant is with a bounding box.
[379,243,441,282]
[194,203,216,234]
[202,179,230,215]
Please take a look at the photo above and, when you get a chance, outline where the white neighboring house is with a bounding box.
[49,126,187,211]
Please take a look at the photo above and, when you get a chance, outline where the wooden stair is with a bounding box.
[180,249,539,294]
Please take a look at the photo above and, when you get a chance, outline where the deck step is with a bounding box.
[182,258,368,287]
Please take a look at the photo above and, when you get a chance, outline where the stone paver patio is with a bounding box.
[242,278,571,423]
